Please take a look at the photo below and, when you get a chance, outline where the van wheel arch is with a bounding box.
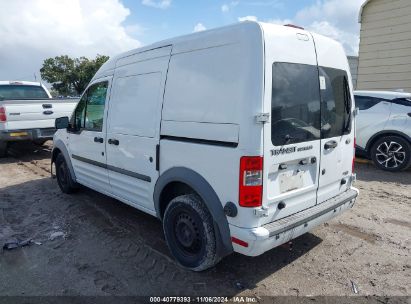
[158,181,195,219]
[52,140,77,181]
[154,167,233,257]
[51,147,62,164]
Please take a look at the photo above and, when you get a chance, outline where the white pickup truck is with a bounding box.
[0,81,78,157]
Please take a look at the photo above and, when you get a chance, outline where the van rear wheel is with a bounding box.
[370,136,411,172]
[163,194,219,271]
[55,153,78,193]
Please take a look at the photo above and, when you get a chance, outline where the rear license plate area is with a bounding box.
[279,170,304,193]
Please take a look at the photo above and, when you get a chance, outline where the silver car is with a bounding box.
[355,90,411,171]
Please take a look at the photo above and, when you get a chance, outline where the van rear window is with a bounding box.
[0,85,49,100]
[319,67,351,138]
[271,62,321,146]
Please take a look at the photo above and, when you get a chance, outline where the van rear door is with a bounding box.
[262,26,322,221]
[312,34,355,204]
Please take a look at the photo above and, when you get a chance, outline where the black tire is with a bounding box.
[0,141,8,158]
[55,153,78,193]
[370,136,411,172]
[163,194,219,271]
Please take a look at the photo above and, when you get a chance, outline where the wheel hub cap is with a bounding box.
[173,212,202,255]
[176,217,196,247]
[375,141,405,168]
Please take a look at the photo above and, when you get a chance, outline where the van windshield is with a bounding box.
[271,62,351,146]
[0,85,49,100]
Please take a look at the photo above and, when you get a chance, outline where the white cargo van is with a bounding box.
[52,22,358,271]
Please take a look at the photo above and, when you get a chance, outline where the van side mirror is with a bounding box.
[55,117,69,129]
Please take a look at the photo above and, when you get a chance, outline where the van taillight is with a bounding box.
[239,156,263,207]
[0,107,6,122]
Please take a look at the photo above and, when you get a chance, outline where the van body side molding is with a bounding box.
[160,121,239,145]
[71,154,151,182]
[161,135,238,148]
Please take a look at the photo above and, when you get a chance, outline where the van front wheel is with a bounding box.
[55,153,78,193]
[163,194,219,271]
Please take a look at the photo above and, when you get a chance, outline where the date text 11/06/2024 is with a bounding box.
[149,296,258,303]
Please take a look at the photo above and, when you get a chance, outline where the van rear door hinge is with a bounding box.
[255,113,270,124]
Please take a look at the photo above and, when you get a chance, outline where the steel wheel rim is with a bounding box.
[173,211,202,256]
[375,141,406,168]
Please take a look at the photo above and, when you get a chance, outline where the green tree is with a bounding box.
[40,54,109,96]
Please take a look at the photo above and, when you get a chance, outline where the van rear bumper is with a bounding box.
[229,188,359,256]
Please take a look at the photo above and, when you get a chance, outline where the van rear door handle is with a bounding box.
[324,140,338,150]
[108,139,119,146]
[94,137,104,143]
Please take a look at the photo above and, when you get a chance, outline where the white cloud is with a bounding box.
[193,23,207,32]
[221,1,239,13]
[271,0,364,55]
[142,0,171,9]
[221,4,230,12]
[0,0,141,80]
[238,16,258,22]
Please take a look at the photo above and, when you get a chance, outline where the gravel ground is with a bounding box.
[0,141,410,297]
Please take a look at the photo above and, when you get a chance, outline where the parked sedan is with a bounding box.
[355,90,411,171]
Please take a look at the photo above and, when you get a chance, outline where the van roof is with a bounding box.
[95,21,264,78]
[93,21,341,81]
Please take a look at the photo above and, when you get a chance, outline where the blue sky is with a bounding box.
[0,0,365,80]
[121,0,364,54]
[122,0,314,44]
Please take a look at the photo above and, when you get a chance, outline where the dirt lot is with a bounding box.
[0,141,410,297]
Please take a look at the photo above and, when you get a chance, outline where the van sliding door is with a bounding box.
[105,46,172,211]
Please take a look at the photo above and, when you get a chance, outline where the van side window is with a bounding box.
[319,67,351,138]
[72,93,87,130]
[71,81,108,132]
[84,82,108,132]
[271,62,321,146]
